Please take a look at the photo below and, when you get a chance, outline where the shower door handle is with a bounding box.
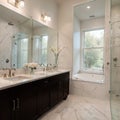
[109,90,112,94]
[113,57,117,62]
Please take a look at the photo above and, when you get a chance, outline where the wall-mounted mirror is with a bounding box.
[0,4,57,69]
[73,0,105,75]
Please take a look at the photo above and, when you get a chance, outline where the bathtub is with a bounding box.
[72,73,104,84]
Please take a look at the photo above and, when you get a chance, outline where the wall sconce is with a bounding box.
[41,13,51,22]
[7,0,25,8]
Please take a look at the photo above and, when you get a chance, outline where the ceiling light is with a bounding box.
[87,6,91,9]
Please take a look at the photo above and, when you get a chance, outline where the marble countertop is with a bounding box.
[0,69,70,91]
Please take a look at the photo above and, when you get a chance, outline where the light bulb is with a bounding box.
[17,1,25,8]
[86,6,91,9]
[44,16,48,21]
[47,17,51,22]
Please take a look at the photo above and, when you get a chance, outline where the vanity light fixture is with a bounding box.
[7,0,25,8]
[86,6,91,9]
[17,0,25,8]
[7,0,16,5]
[41,13,51,22]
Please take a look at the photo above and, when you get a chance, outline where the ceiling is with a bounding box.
[56,0,62,4]
[74,0,105,21]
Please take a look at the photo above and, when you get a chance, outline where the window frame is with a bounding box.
[80,28,104,74]
[41,35,48,65]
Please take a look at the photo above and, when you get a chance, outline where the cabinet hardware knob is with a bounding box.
[12,100,16,111]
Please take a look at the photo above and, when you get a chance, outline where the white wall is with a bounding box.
[80,17,105,30]
[58,0,110,100]
[73,15,80,74]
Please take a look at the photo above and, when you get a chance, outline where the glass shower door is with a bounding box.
[110,0,120,119]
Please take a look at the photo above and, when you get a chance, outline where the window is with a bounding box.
[81,29,104,73]
[33,35,48,65]
[41,35,48,64]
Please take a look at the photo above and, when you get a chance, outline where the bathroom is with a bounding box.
[0,0,119,120]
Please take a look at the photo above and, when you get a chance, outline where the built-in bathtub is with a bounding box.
[72,73,104,84]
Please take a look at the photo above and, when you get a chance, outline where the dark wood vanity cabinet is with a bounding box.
[50,76,59,107]
[36,78,50,117]
[63,72,69,99]
[0,90,13,120]
[0,72,69,120]
[0,82,37,120]
[50,72,70,107]
[13,83,36,120]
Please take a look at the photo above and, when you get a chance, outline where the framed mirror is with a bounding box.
[0,4,58,69]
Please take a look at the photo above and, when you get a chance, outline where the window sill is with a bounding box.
[72,73,104,84]
[80,70,104,75]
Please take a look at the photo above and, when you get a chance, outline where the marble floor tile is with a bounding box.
[38,95,111,120]
[111,94,120,120]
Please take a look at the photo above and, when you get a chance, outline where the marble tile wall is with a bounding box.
[70,80,108,100]
[0,16,19,68]
[58,0,111,100]
[0,15,31,69]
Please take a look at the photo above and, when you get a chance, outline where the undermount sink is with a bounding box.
[4,75,31,81]
[35,70,65,76]
[34,71,46,75]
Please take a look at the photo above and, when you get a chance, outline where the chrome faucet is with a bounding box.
[8,69,12,77]
[7,68,16,77]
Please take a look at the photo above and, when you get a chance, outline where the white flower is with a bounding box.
[50,47,64,56]
[24,62,39,69]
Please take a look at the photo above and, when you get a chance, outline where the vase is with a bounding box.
[55,54,59,69]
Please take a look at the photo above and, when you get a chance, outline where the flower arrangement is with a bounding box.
[24,62,39,69]
[50,47,64,66]
[50,47,63,56]
[24,62,39,74]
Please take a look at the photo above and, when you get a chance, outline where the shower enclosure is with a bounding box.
[110,0,120,119]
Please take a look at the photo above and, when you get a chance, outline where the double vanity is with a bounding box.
[0,3,70,120]
[0,70,70,120]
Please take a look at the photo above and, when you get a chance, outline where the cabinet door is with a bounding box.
[63,72,69,99]
[0,90,13,120]
[14,82,36,120]
[50,76,59,107]
[36,78,50,117]
[58,75,64,102]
